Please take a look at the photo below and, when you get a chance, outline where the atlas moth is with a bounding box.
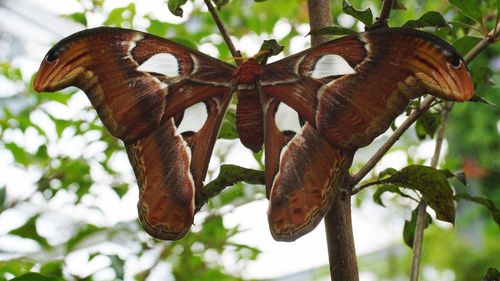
[34,27,473,241]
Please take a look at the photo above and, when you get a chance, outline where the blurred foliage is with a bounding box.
[0,0,498,280]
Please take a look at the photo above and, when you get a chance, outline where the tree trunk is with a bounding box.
[306,1,359,280]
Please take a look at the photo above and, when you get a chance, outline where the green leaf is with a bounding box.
[308,26,357,36]
[467,95,497,107]
[40,260,64,277]
[415,111,441,140]
[5,142,31,167]
[108,255,125,280]
[0,259,35,277]
[63,12,87,26]
[169,37,198,50]
[483,267,500,281]
[452,36,482,56]
[218,110,238,139]
[342,0,373,27]
[147,18,169,37]
[378,168,398,179]
[66,224,105,252]
[440,169,467,186]
[112,183,129,198]
[382,165,456,223]
[392,0,406,10]
[0,186,6,209]
[454,193,500,227]
[402,11,451,30]
[257,39,284,64]
[372,184,412,207]
[10,272,64,281]
[403,206,432,248]
[198,164,264,209]
[104,3,136,27]
[213,0,229,9]
[449,0,484,24]
[168,0,188,17]
[9,214,51,250]
[36,91,72,105]
[50,118,73,138]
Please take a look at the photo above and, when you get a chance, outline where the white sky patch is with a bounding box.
[237,33,265,58]
[198,42,220,58]
[176,102,208,134]
[137,53,180,77]
[337,13,356,27]
[275,102,302,133]
[273,19,292,41]
[375,150,408,174]
[311,54,355,78]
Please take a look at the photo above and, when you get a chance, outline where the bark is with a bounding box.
[307,1,359,280]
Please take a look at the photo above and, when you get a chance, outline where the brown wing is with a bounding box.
[261,95,354,241]
[260,27,473,150]
[259,28,473,241]
[34,27,235,240]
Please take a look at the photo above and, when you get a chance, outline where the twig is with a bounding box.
[371,0,394,29]
[463,23,499,63]
[351,179,385,194]
[352,21,498,188]
[196,165,264,211]
[203,0,240,64]
[409,201,428,280]
[409,25,498,280]
[409,100,451,281]
[351,96,436,184]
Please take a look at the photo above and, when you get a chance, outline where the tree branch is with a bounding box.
[307,0,334,46]
[351,23,498,187]
[203,0,240,64]
[196,165,264,211]
[306,1,359,280]
[409,25,498,280]
[409,101,451,281]
[372,0,394,29]
[351,179,385,195]
[463,23,499,63]
[351,96,436,184]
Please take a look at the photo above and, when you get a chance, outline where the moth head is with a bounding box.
[33,39,90,93]
[234,58,264,84]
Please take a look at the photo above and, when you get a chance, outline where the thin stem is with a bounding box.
[409,25,498,279]
[372,0,394,29]
[203,0,240,64]
[409,201,428,281]
[409,100,451,281]
[463,23,499,63]
[351,179,385,194]
[351,96,436,184]
[352,22,498,187]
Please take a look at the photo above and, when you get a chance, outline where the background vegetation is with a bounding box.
[0,0,498,280]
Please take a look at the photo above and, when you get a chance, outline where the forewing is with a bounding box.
[33,27,235,143]
[260,27,473,150]
[34,27,235,240]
